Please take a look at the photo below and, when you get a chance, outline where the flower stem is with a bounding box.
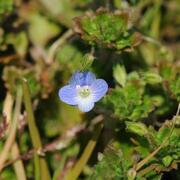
[22,79,51,180]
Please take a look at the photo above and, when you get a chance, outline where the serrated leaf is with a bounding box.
[73,8,142,51]
[126,122,148,136]
[89,146,125,180]
[143,71,162,85]
[102,73,156,121]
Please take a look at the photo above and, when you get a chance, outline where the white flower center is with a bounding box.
[76,85,91,98]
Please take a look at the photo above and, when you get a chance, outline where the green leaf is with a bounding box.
[6,32,28,57]
[143,71,162,85]
[162,155,173,167]
[73,8,142,51]
[159,61,175,80]
[39,0,83,27]
[80,53,95,71]
[169,77,180,101]
[56,44,83,71]
[126,122,148,136]
[0,0,13,15]
[3,66,40,97]
[156,127,170,145]
[28,13,61,46]
[113,64,127,87]
[89,146,125,180]
[102,73,156,121]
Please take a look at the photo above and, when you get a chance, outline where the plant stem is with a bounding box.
[3,92,26,180]
[3,92,14,125]
[0,87,22,172]
[52,155,66,180]
[11,143,27,180]
[135,103,180,171]
[142,35,161,47]
[47,29,73,64]
[66,122,103,180]
[150,0,162,39]
[22,79,51,180]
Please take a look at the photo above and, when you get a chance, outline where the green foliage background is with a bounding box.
[0,0,179,179]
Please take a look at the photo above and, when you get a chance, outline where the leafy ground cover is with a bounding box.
[0,0,179,179]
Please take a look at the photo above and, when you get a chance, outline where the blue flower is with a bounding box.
[59,71,108,112]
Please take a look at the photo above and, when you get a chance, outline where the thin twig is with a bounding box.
[2,115,102,171]
[142,35,161,46]
[3,123,85,169]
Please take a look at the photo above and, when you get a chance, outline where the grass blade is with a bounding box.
[22,79,51,180]
[66,122,103,180]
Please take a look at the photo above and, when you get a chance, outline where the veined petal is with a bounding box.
[59,85,78,105]
[84,72,96,85]
[69,71,84,86]
[69,71,96,86]
[77,97,94,112]
[91,79,108,102]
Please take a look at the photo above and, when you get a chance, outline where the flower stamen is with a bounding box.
[76,85,91,98]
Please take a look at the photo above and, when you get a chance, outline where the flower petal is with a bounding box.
[84,72,96,85]
[91,79,108,102]
[69,71,96,86]
[77,97,94,112]
[69,71,84,86]
[59,85,77,105]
